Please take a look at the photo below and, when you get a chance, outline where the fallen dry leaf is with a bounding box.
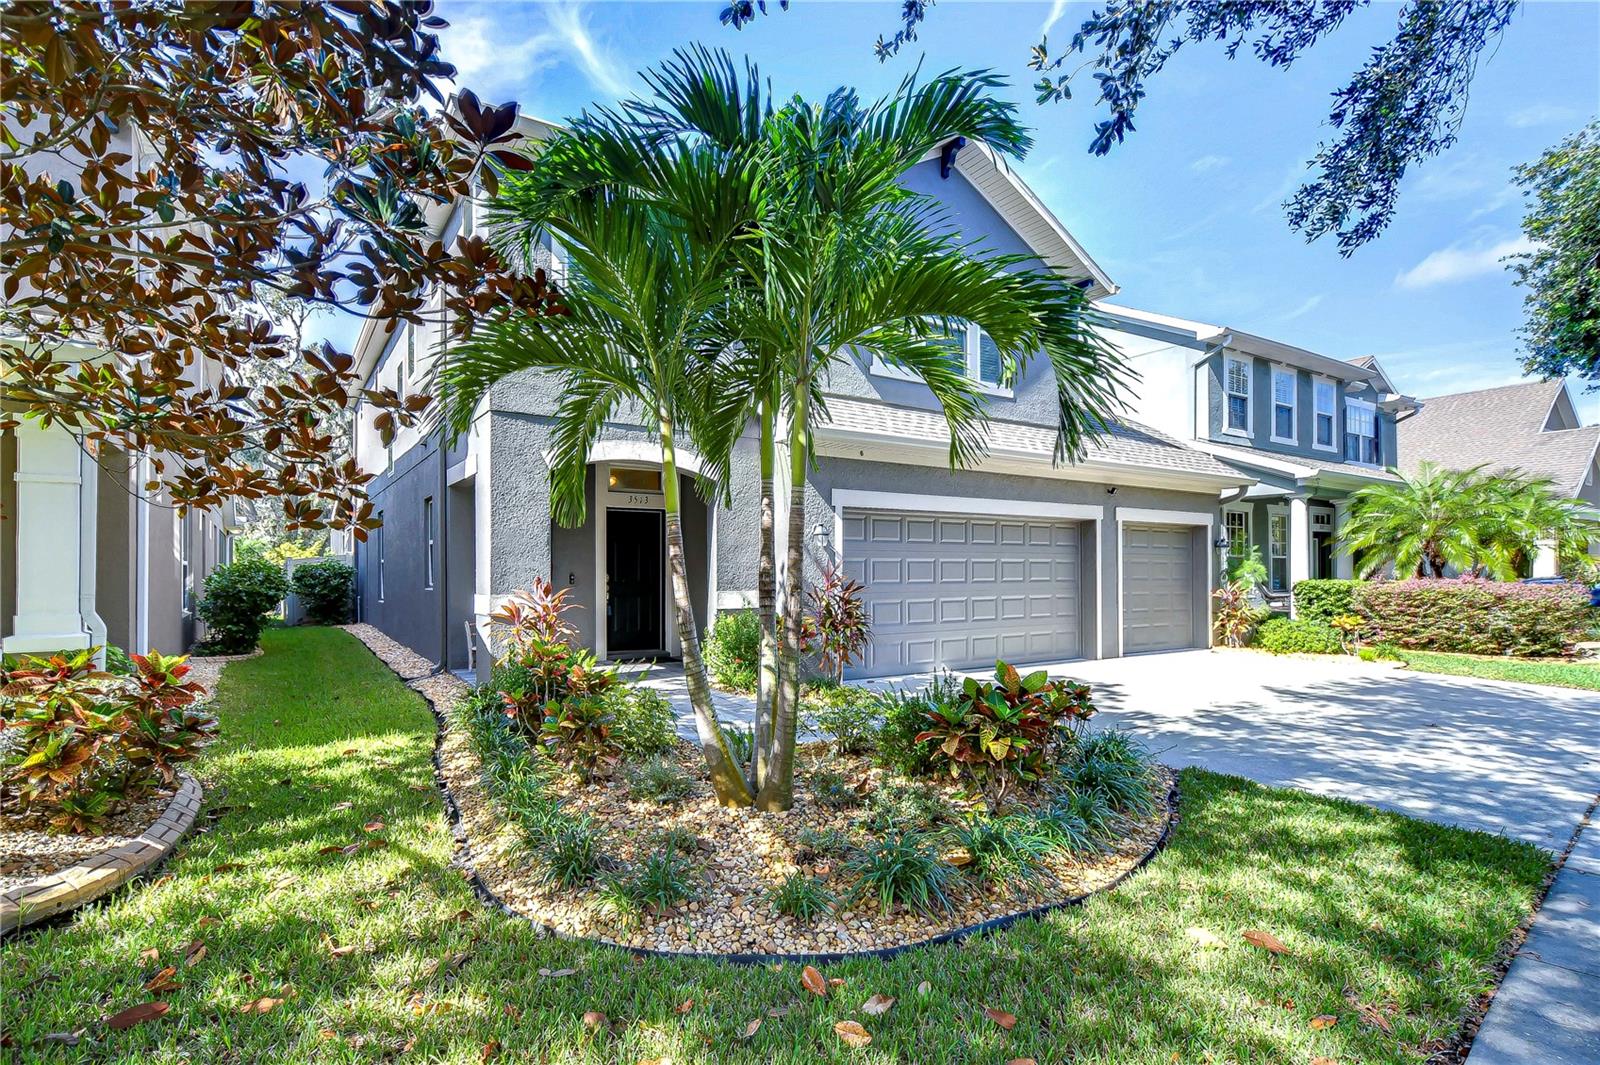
[1007,1059,1039,1065]
[503,1004,522,1019]
[917,980,931,996]
[828,977,846,988]
[985,1007,1018,1030]
[212,862,245,874]
[1243,929,1289,954]
[1311,1059,1337,1065]
[40,1030,84,1047]
[238,997,284,1015]
[674,998,693,1014]
[481,1039,500,1061]
[342,748,358,755]
[766,1005,791,1018]
[801,965,828,997]
[1310,1014,1339,1030]
[142,966,179,993]
[539,967,578,978]
[332,801,353,810]
[106,1002,169,1029]
[317,845,345,855]
[197,915,220,929]
[582,1010,608,1030]
[363,821,385,833]
[319,1029,339,1041]
[182,940,206,966]
[833,1020,872,1048]
[137,947,160,962]
[741,1018,762,1040]
[861,994,895,1016]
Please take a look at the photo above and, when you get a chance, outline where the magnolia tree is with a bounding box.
[0,0,562,538]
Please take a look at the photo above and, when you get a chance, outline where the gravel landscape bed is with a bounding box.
[344,623,1176,960]
[0,782,180,892]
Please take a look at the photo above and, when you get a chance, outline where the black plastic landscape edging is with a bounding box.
[391,645,1180,967]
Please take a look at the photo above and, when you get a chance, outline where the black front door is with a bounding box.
[606,508,664,656]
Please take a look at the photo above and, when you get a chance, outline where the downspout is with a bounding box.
[437,433,450,672]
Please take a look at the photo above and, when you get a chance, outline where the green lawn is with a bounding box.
[4,627,1551,1063]
[1397,649,1600,691]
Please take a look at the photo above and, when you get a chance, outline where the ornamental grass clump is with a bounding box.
[846,833,953,915]
[627,755,694,803]
[944,815,1053,887]
[767,871,838,924]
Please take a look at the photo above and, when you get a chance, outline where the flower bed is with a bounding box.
[343,618,1177,960]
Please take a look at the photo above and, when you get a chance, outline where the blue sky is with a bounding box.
[353,0,1599,414]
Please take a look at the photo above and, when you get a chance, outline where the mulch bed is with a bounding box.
[340,623,1175,959]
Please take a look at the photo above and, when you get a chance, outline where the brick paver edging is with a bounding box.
[0,775,203,934]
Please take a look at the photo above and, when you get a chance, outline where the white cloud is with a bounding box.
[1506,103,1584,129]
[438,15,558,94]
[1277,294,1325,324]
[1040,0,1071,39]
[1467,183,1522,221]
[545,1,630,99]
[1393,236,1534,290]
[1366,338,1529,395]
[1189,154,1230,174]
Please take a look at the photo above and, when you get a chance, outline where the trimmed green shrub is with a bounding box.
[609,686,677,759]
[704,610,760,692]
[871,687,940,777]
[804,684,878,755]
[195,556,289,654]
[1353,577,1591,657]
[1255,616,1343,655]
[290,558,355,625]
[104,645,136,676]
[1293,579,1360,625]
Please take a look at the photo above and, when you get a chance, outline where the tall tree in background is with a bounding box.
[723,0,1523,254]
[1510,120,1600,384]
[1,1,562,538]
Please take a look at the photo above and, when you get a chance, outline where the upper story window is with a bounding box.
[1313,379,1337,451]
[1270,366,1297,443]
[1224,355,1251,435]
[871,320,1009,394]
[1344,398,1380,465]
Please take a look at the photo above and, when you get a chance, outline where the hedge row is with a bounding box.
[1303,577,1591,657]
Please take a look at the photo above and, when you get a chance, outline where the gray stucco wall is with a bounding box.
[355,431,446,665]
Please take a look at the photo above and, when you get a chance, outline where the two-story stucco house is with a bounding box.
[1094,306,1419,606]
[348,123,1256,681]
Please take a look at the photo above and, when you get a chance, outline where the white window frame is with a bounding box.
[1312,377,1338,453]
[376,518,385,603]
[1267,505,1289,592]
[870,321,1014,398]
[1223,354,1252,437]
[1270,365,1298,445]
[1344,397,1379,466]
[179,517,193,615]
[423,496,436,590]
[1223,505,1251,567]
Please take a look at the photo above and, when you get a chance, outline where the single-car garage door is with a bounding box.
[1120,523,1196,653]
[842,509,1081,678]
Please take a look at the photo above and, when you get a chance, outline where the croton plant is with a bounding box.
[915,661,1096,807]
[0,648,216,833]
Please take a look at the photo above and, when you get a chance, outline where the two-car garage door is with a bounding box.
[842,509,1081,678]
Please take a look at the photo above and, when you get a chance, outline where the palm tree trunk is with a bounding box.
[752,390,779,793]
[661,422,753,808]
[756,386,807,812]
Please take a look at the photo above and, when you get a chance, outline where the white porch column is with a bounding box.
[6,421,102,655]
[1532,538,1560,578]
[1332,501,1354,579]
[1288,496,1311,614]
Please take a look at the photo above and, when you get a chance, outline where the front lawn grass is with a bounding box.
[4,626,1551,1063]
[1397,649,1600,691]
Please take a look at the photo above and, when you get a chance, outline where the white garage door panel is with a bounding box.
[843,509,1081,678]
[1121,523,1196,654]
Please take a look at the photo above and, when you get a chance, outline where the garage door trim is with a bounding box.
[1114,507,1214,655]
[831,489,1105,664]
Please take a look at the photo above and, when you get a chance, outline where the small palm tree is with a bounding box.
[436,153,759,806]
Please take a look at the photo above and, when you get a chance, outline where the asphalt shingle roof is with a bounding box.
[816,396,1247,481]
[1397,380,1600,496]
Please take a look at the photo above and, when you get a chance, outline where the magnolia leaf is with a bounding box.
[984,1007,1018,1030]
[581,1010,607,1029]
[1310,1014,1338,1030]
[801,964,828,997]
[238,997,284,1015]
[917,981,932,996]
[741,1018,762,1040]
[674,998,693,1014]
[833,1020,872,1048]
[1243,929,1289,954]
[106,1002,169,1029]
[861,994,895,1016]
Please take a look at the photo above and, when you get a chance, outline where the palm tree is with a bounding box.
[442,50,1131,812]
[1338,462,1600,579]
[435,144,761,807]
[636,53,1129,809]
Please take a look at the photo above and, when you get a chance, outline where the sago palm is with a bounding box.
[1340,463,1510,578]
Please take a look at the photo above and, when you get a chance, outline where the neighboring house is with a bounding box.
[1,123,238,661]
[1095,307,1419,606]
[349,121,1253,681]
[1396,378,1600,574]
